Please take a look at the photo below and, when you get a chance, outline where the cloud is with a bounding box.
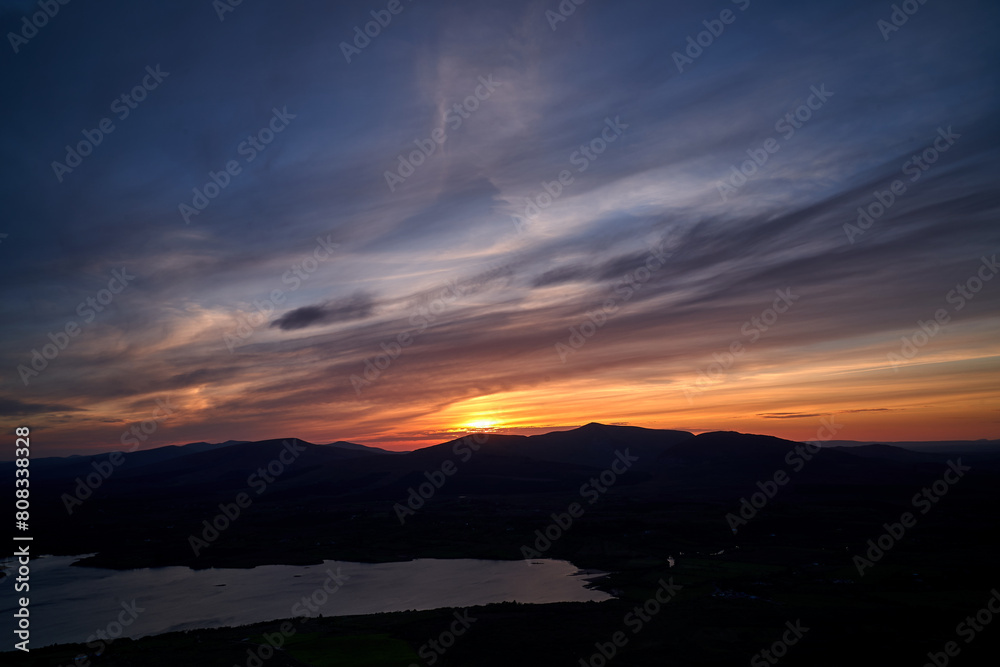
[757,413,823,420]
[271,292,377,331]
[0,398,84,417]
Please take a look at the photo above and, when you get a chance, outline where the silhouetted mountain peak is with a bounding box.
[664,431,801,464]
[323,440,397,455]
[490,423,694,467]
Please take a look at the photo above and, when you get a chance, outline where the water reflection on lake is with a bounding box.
[2,555,611,647]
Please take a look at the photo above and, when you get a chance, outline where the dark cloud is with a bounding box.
[271,292,376,331]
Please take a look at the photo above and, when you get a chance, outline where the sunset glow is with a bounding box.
[463,420,501,431]
[1,1,997,457]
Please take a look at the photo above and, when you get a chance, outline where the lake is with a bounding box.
[3,555,610,648]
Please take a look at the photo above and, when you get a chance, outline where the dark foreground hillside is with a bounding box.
[6,424,1000,665]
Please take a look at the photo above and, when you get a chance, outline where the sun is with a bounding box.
[464,419,500,431]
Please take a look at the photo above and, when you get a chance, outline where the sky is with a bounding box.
[1,0,998,456]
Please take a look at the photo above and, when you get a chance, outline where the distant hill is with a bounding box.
[111,438,388,490]
[824,439,1000,453]
[13,427,999,496]
[412,423,693,468]
[0,437,389,483]
[11,424,1000,512]
[0,439,245,479]
[10,422,1000,571]
[826,444,943,462]
[323,440,397,455]
[660,431,798,465]
[519,422,693,467]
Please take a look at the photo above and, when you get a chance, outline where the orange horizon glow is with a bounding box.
[21,350,998,457]
[6,296,998,458]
